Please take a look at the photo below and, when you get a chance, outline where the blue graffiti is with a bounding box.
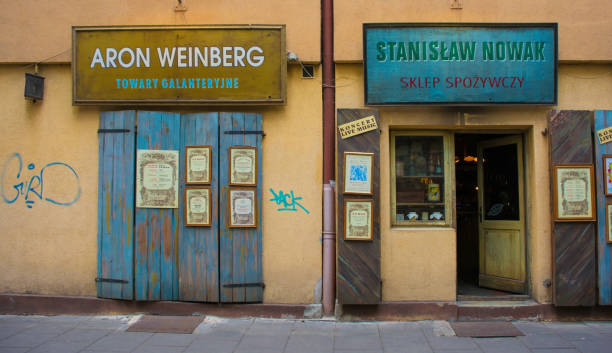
[269,188,309,214]
[1,152,81,209]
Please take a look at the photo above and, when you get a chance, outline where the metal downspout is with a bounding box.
[322,0,336,316]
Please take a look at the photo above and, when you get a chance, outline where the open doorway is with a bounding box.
[455,133,528,299]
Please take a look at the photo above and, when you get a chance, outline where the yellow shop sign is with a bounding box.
[72,25,286,105]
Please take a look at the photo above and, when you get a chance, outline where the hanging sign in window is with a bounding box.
[72,25,286,105]
[364,23,557,105]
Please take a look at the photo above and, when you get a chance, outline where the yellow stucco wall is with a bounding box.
[336,63,612,303]
[334,0,612,62]
[0,0,320,63]
[0,64,322,304]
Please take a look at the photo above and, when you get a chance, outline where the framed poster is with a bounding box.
[229,146,257,186]
[184,187,211,226]
[344,199,373,241]
[185,145,212,184]
[343,152,374,195]
[228,188,256,228]
[603,155,612,196]
[552,165,596,221]
[606,202,612,244]
[136,149,179,208]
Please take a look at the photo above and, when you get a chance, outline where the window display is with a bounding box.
[391,132,450,225]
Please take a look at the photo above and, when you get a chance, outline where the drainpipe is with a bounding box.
[322,0,335,316]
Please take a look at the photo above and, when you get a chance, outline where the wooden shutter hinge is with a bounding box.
[224,130,265,137]
[222,282,265,289]
[95,277,129,284]
[97,129,131,134]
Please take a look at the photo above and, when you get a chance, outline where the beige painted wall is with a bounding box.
[0,0,320,63]
[334,0,612,62]
[0,64,322,304]
[336,63,612,303]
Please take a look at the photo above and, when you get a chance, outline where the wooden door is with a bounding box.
[98,111,262,303]
[219,112,263,303]
[97,111,136,299]
[477,135,526,293]
[178,113,220,302]
[134,111,181,301]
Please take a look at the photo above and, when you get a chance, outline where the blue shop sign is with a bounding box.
[364,23,557,105]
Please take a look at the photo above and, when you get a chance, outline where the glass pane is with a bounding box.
[394,135,445,223]
[483,143,519,220]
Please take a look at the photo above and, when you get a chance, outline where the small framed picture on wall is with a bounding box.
[603,155,612,196]
[343,152,374,195]
[228,187,257,228]
[606,202,612,244]
[344,199,373,241]
[184,187,211,226]
[185,145,212,184]
[229,146,257,186]
[552,164,596,221]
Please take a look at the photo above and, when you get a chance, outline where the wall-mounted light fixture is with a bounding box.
[24,65,44,102]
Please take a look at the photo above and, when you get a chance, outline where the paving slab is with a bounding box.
[474,337,531,353]
[0,348,30,353]
[52,328,112,343]
[141,332,196,346]
[27,341,92,353]
[85,331,153,352]
[0,333,58,348]
[334,333,383,351]
[517,334,574,350]
[237,334,289,350]
[185,339,239,353]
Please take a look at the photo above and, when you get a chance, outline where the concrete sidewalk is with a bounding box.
[1,315,611,353]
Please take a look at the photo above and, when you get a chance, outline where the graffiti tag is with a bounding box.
[269,188,309,214]
[1,152,81,209]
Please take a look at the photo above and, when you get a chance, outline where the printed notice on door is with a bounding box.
[229,188,256,227]
[554,166,594,220]
[137,149,179,208]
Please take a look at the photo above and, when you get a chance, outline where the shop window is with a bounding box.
[390,131,452,226]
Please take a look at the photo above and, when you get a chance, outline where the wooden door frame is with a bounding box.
[454,131,531,298]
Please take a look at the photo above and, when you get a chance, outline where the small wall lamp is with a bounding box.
[25,65,44,102]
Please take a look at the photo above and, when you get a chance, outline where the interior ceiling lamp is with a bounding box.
[24,64,44,102]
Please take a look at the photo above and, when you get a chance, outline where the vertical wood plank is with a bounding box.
[219,113,233,302]
[336,109,381,304]
[178,113,219,302]
[548,110,597,306]
[246,113,263,302]
[135,111,181,301]
[97,111,135,300]
[219,112,263,303]
[594,110,612,305]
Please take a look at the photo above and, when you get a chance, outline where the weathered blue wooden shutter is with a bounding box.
[134,111,181,301]
[178,113,220,302]
[219,112,263,303]
[97,111,136,299]
[594,110,612,305]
